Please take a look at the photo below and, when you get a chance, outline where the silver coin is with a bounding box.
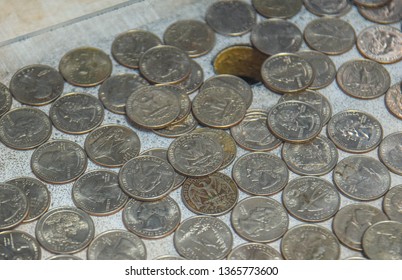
[379,132,402,175]
[0,83,12,117]
[152,113,198,138]
[0,183,28,231]
[227,242,283,260]
[0,230,41,260]
[358,0,402,24]
[175,60,204,95]
[157,85,191,125]
[252,0,302,19]
[174,215,233,260]
[354,0,392,8]
[303,0,352,17]
[47,255,82,260]
[385,83,402,119]
[383,185,402,222]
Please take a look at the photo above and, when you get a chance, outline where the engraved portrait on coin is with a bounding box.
[0,83,12,117]
[383,185,402,222]
[385,83,402,119]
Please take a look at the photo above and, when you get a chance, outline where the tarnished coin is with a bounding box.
[358,0,402,24]
[50,92,104,134]
[152,113,198,138]
[175,60,204,94]
[139,45,191,84]
[47,255,82,260]
[303,0,352,17]
[98,74,149,115]
[267,101,322,143]
[251,19,302,56]
[6,177,50,222]
[85,124,141,168]
[9,64,64,105]
[163,19,215,57]
[261,53,314,93]
[283,176,340,222]
[362,221,402,259]
[119,155,175,201]
[327,110,383,153]
[111,29,162,69]
[126,85,180,129]
[232,152,288,196]
[0,230,41,260]
[35,207,95,254]
[167,133,224,177]
[157,85,191,125]
[192,86,247,128]
[59,47,112,86]
[333,155,391,201]
[0,183,28,231]
[72,170,128,216]
[304,18,356,55]
[31,140,88,184]
[87,229,146,260]
[281,224,340,260]
[336,59,391,99]
[122,196,180,239]
[357,25,402,64]
[205,0,256,36]
[174,216,233,259]
[0,107,52,150]
[181,172,238,216]
[379,132,402,175]
[231,196,289,243]
[282,135,338,176]
[252,0,302,18]
[354,0,391,7]
[228,243,282,260]
[0,83,12,117]
[332,204,388,251]
[385,83,402,119]
[383,185,402,222]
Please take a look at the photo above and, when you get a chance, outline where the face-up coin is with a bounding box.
[383,185,402,222]
[379,132,402,175]
[0,107,52,150]
[385,83,402,119]
[152,113,198,138]
[303,0,352,17]
[35,207,95,254]
[231,196,289,243]
[0,183,28,231]
[333,155,391,201]
[0,230,41,260]
[31,140,88,184]
[227,242,283,260]
[358,0,402,24]
[157,85,191,125]
[174,216,233,259]
[252,0,302,18]
[174,60,204,95]
[0,83,12,117]
[122,196,181,239]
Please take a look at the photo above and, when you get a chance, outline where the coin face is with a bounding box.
[281,224,340,260]
[385,83,402,119]
[122,196,180,239]
[358,0,402,24]
[174,216,233,259]
[383,185,402,222]
[232,152,288,196]
[332,204,388,251]
[31,140,88,184]
[227,242,283,260]
[0,107,52,150]
[152,113,198,138]
[354,0,390,7]
[0,183,28,231]
[157,85,191,125]
[0,83,12,117]
[205,0,256,36]
[59,47,112,86]
[175,60,204,95]
[0,230,41,260]
[327,110,383,153]
[231,196,289,243]
[333,155,391,201]
[303,0,352,17]
[50,92,104,134]
[379,132,402,175]
[35,207,95,254]
[111,29,162,69]
[252,0,302,18]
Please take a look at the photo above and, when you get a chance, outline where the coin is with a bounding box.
[119,155,175,201]
[282,176,340,222]
[139,45,191,84]
[303,0,352,17]
[231,196,289,243]
[122,196,180,239]
[383,185,402,222]
[98,74,149,115]
[379,132,402,175]
[333,155,391,201]
[304,18,356,55]
[385,83,402,119]
[59,47,112,86]
[50,92,104,134]
[267,101,322,143]
[174,60,204,95]
[357,25,402,64]
[332,204,388,251]
[35,207,95,254]
[0,230,41,260]
[167,133,224,177]
[6,177,50,222]
[0,107,52,150]
[111,29,162,69]
[327,110,383,153]
[174,215,233,260]
[232,152,288,196]
[163,19,215,57]
[9,64,64,105]
[354,0,391,7]
[358,0,402,24]
[181,172,238,216]
[362,221,402,259]
[0,83,12,117]
[281,135,338,176]
[251,19,302,56]
[31,140,88,184]
[154,255,185,260]
[205,0,256,36]
[72,170,128,216]
[336,59,391,99]
[157,85,191,125]
[252,0,302,18]
[0,183,28,231]
[281,224,340,260]
[47,255,82,260]
[227,242,283,260]
[152,113,198,138]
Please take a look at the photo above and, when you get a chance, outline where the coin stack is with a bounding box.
[0,0,402,260]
